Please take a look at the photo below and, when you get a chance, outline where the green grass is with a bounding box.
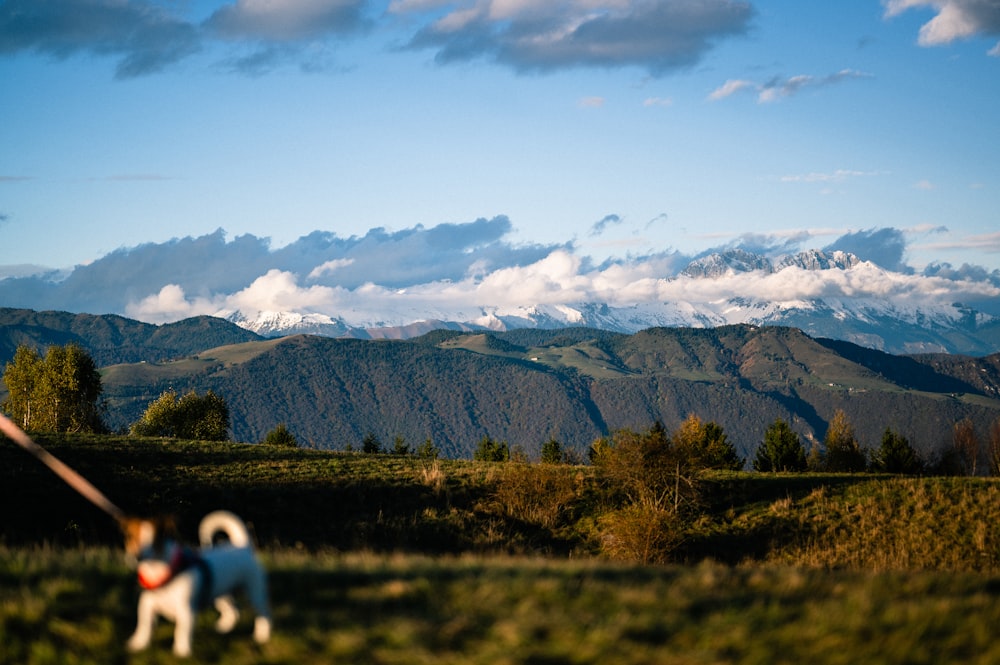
[8,436,1000,662]
[5,547,1000,664]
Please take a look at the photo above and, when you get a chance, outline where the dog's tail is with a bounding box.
[198,510,252,549]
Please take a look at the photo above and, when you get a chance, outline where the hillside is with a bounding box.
[95,324,1000,461]
[0,307,263,366]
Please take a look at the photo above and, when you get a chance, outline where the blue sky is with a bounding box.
[1,0,998,279]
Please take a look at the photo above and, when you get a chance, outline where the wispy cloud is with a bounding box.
[916,230,1000,253]
[709,70,872,103]
[578,96,606,108]
[780,169,884,184]
[707,79,754,101]
[589,214,623,236]
[642,97,673,107]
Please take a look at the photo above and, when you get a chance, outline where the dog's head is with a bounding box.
[120,515,184,589]
[119,515,179,559]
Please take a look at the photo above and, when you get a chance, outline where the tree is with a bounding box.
[672,414,743,470]
[540,437,563,464]
[362,432,383,454]
[262,423,298,447]
[2,345,41,429]
[473,435,510,462]
[131,389,230,441]
[417,437,440,460]
[870,427,924,475]
[823,409,866,472]
[951,418,980,476]
[753,418,806,472]
[392,435,411,456]
[2,343,105,433]
[989,419,1000,477]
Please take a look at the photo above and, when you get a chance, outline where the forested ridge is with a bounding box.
[3,308,1000,461]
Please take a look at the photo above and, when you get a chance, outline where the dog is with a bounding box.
[120,510,272,657]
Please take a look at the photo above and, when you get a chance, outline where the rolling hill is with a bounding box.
[92,323,1000,462]
[3,308,999,461]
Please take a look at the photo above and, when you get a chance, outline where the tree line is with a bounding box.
[4,344,1000,477]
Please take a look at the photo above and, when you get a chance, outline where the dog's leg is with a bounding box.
[126,592,156,652]
[172,603,195,658]
[214,595,240,633]
[248,566,272,644]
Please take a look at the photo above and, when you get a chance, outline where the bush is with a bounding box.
[598,502,686,564]
[474,436,510,462]
[262,423,298,447]
[540,438,563,464]
[131,389,229,441]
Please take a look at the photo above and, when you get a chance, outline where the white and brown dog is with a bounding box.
[120,510,272,657]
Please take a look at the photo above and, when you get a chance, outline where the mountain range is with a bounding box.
[220,248,1000,356]
[3,222,999,357]
[2,307,999,463]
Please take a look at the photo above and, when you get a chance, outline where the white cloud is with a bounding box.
[308,258,355,279]
[125,284,220,323]
[643,97,673,107]
[707,79,754,101]
[579,96,606,108]
[885,0,1000,49]
[710,70,870,103]
[780,169,883,183]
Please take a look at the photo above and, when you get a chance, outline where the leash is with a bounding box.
[0,412,126,522]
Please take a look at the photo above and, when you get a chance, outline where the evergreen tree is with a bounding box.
[362,432,383,454]
[870,427,924,475]
[540,437,563,464]
[753,418,807,472]
[392,435,411,456]
[417,437,440,460]
[262,423,298,447]
[473,435,510,462]
[672,414,743,470]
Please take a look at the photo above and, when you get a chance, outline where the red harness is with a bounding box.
[137,543,198,590]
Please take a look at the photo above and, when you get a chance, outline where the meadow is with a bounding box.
[4,436,1000,663]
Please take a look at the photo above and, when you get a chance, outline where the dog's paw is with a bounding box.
[254,616,272,644]
[126,635,148,653]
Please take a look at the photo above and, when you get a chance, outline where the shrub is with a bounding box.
[131,389,229,441]
[362,432,383,454]
[262,423,298,447]
[598,502,686,564]
[474,436,510,462]
[540,438,563,464]
[417,438,440,460]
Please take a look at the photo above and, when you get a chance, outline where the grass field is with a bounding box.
[5,547,1000,665]
[6,436,1000,663]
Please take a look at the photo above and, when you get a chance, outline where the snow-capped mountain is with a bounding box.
[226,250,1000,355]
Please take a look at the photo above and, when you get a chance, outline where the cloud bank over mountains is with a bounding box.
[2,216,999,353]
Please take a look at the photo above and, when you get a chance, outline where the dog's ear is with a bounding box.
[119,516,146,556]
